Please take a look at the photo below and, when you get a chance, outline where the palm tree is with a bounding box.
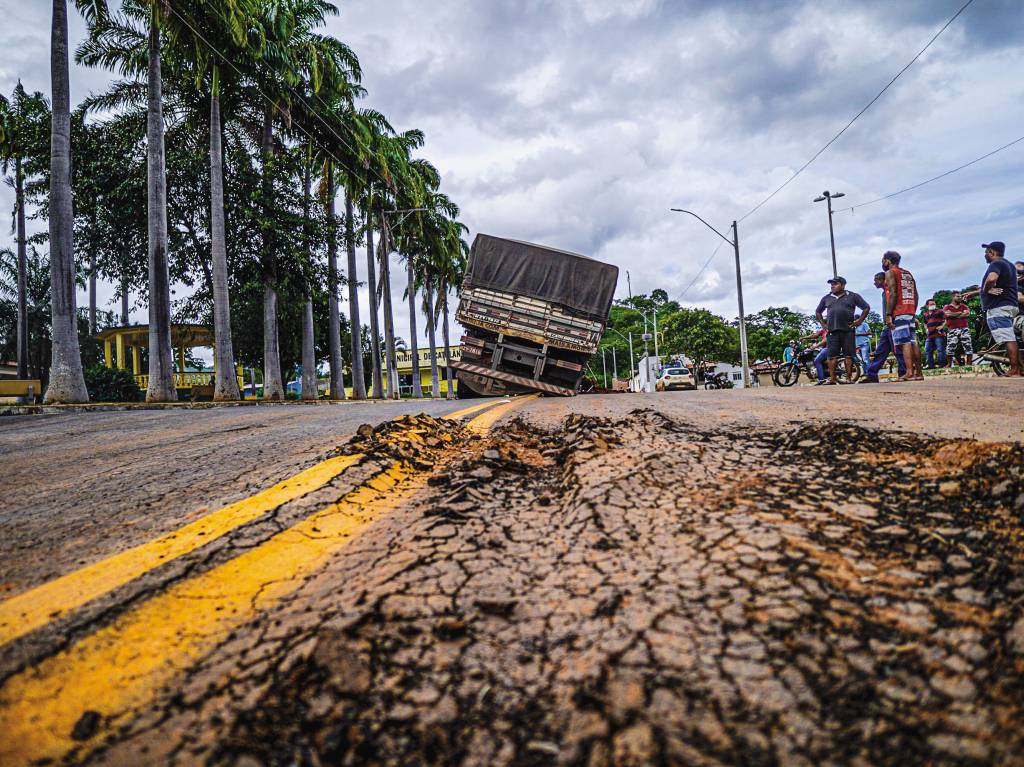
[0,83,49,380]
[140,2,177,401]
[365,128,423,399]
[44,0,97,403]
[311,105,380,401]
[363,198,383,397]
[299,145,318,401]
[417,195,464,399]
[438,222,469,399]
[397,158,443,399]
[245,0,359,400]
[336,108,390,400]
[322,158,346,398]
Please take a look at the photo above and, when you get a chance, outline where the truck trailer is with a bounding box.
[452,234,619,397]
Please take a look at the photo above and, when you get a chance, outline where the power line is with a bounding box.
[673,241,723,304]
[836,133,1024,213]
[672,0,975,305]
[163,2,391,192]
[737,0,975,224]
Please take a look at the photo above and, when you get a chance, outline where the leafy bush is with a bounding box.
[83,365,142,403]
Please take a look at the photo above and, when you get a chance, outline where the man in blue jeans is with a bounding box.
[861,272,906,383]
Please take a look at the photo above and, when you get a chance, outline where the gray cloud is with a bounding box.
[2,0,1023,343]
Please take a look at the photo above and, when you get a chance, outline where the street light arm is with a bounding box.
[605,327,632,345]
[670,208,734,247]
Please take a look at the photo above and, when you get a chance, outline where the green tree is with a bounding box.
[0,82,50,379]
[661,308,737,370]
[44,0,108,403]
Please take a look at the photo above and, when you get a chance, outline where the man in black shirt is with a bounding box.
[815,277,871,385]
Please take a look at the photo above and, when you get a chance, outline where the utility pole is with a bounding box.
[813,190,845,279]
[670,209,750,388]
[628,331,635,383]
[612,346,617,382]
[732,220,750,388]
[653,310,660,375]
[601,348,608,388]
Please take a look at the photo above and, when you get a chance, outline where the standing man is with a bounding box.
[921,298,947,369]
[815,276,870,385]
[942,290,973,367]
[783,341,796,363]
[861,272,906,383]
[882,251,923,382]
[978,241,1020,376]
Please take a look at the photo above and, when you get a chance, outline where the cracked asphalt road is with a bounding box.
[0,399,471,595]
[1,380,1022,766]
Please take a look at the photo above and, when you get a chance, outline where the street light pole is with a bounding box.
[653,310,660,371]
[732,220,749,389]
[628,331,635,383]
[669,208,750,388]
[813,190,844,279]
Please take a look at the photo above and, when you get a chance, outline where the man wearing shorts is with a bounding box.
[882,251,923,381]
[942,290,973,367]
[815,276,870,385]
[861,272,906,382]
[979,241,1020,376]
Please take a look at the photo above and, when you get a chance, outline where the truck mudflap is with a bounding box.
[450,360,578,397]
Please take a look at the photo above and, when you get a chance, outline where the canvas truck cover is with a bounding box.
[464,234,619,322]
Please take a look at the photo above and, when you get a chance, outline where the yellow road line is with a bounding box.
[442,398,511,420]
[0,453,363,648]
[0,398,536,767]
[465,393,540,433]
[0,399,509,649]
[0,464,417,766]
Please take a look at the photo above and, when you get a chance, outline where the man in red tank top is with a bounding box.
[882,251,923,381]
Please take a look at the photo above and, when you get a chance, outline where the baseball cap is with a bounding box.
[827,276,847,285]
[982,241,1006,255]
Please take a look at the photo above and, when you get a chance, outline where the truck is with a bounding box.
[452,234,619,397]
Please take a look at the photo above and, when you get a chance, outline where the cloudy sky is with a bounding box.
[2,0,1024,355]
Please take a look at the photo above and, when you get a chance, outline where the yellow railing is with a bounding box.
[134,372,214,389]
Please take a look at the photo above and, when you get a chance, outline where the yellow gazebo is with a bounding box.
[96,324,243,393]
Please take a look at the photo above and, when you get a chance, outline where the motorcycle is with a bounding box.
[773,343,861,386]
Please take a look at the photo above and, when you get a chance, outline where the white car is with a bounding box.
[655,367,696,391]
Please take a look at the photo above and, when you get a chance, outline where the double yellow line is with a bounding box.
[0,396,534,766]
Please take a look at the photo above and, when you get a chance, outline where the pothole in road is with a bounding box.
[216,411,1024,767]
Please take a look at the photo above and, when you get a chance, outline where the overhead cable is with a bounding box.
[737,0,976,224]
[673,241,724,304]
[164,2,391,191]
[836,133,1024,213]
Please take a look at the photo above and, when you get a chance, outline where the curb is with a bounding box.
[0,397,458,417]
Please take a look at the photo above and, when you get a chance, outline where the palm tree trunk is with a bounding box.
[260,105,284,400]
[441,288,455,399]
[144,18,176,402]
[299,154,318,402]
[88,253,97,334]
[424,276,440,398]
[344,190,365,398]
[208,88,240,400]
[120,269,129,325]
[379,227,398,399]
[301,296,317,400]
[44,0,88,403]
[407,259,422,398]
[15,157,28,380]
[365,223,383,398]
[325,163,345,399]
